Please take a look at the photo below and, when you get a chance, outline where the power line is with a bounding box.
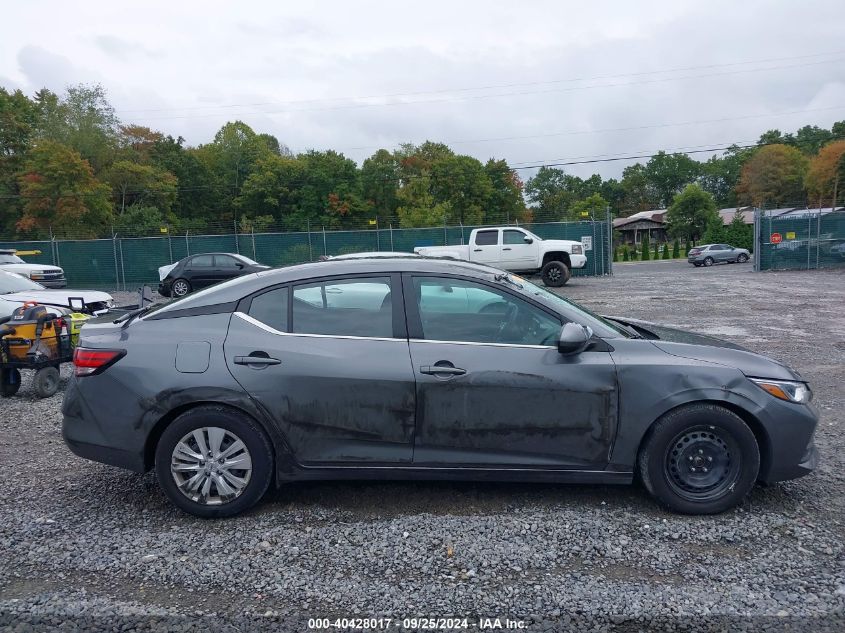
[132,57,845,121]
[115,49,845,115]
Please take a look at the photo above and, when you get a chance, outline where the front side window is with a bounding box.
[475,230,499,246]
[292,277,393,338]
[190,255,214,268]
[412,277,561,346]
[503,229,527,245]
[248,287,288,332]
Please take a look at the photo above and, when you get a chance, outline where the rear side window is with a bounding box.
[215,255,242,269]
[190,255,213,267]
[292,277,393,338]
[475,230,498,246]
[248,287,288,332]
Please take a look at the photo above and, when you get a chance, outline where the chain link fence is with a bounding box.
[1,218,612,291]
[754,209,845,272]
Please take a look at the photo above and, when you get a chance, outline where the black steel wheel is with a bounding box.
[638,403,759,514]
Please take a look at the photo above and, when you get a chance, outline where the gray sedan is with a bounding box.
[688,244,751,266]
[62,258,817,518]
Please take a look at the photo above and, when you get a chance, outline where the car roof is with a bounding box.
[152,257,504,315]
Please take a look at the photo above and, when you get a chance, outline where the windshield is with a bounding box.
[507,275,630,338]
[0,254,26,264]
[0,272,44,293]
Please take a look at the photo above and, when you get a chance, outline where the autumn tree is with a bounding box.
[642,151,700,207]
[361,149,400,221]
[736,144,808,208]
[484,159,526,224]
[16,140,112,238]
[235,154,305,222]
[665,183,718,244]
[805,140,845,208]
[103,160,178,216]
[0,88,41,232]
[570,193,608,220]
[396,175,450,227]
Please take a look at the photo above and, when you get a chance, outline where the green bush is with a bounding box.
[672,239,680,258]
[653,241,659,258]
[613,246,618,262]
[684,239,691,257]
[662,243,670,259]
[641,234,650,261]
[622,246,629,261]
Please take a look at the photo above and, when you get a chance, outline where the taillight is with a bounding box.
[73,348,125,377]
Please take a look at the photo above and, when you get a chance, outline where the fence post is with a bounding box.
[307,220,313,261]
[443,217,448,245]
[252,226,257,261]
[816,210,821,269]
[322,226,327,256]
[118,237,126,292]
[389,224,394,250]
[753,208,760,271]
[605,205,614,275]
[807,215,811,270]
[234,219,240,254]
[592,218,598,275]
[168,233,173,264]
[112,232,120,291]
[376,218,381,251]
[185,231,190,256]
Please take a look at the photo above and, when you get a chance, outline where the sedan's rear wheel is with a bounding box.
[155,406,273,518]
[638,403,759,514]
[171,278,191,297]
[703,257,714,267]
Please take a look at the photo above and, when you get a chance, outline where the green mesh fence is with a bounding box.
[757,211,845,271]
[0,220,612,290]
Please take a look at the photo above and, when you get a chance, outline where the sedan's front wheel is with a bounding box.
[155,406,274,518]
[737,253,749,263]
[638,404,759,514]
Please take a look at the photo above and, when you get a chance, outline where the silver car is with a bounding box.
[688,244,750,267]
[62,258,817,518]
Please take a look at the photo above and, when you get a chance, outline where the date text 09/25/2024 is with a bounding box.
[308,617,526,630]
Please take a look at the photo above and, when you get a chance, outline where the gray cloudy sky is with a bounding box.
[2,0,845,178]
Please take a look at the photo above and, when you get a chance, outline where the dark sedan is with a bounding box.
[158,253,269,297]
[63,258,817,518]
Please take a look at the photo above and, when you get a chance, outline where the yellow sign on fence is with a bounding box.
[785,231,796,240]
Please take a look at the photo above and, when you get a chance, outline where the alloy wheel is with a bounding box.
[170,427,253,505]
[173,280,189,296]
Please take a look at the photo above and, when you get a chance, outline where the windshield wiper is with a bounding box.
[114,305,154,327]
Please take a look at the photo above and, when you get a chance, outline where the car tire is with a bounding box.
[540,261,571,287]
[638,403,759,515]
[692,263,702,267]
[703,257,714,267]
[32,366,60,398]
[171,278,192,297]
[155,405,274,518]
[1,368,21,397]
[737,254,749,263]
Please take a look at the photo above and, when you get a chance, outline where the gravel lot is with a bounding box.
[1,261,843,632]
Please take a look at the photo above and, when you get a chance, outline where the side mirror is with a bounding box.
[523,236,534,244]
[558,322,593,355]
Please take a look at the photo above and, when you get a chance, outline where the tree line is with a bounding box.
[1,83,844,240]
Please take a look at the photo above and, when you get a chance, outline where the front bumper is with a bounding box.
[570,254,587,269]
[756,399,819,484]
[37,277,68,288]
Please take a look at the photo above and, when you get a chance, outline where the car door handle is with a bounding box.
[473,248,483,252]
[502,247,512,251]
[234,355,281,366]
[420,365,466,376]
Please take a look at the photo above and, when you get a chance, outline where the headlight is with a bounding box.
[749,378,812,403]
[571,245,583,255]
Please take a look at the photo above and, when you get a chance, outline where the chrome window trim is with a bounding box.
[233,311,403,343]
[235,311,556,349]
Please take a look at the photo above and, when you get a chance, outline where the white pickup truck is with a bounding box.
[414,226,586,286]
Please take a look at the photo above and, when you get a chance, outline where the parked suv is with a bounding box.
[687,244,750,267]
[0,249,66,287]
